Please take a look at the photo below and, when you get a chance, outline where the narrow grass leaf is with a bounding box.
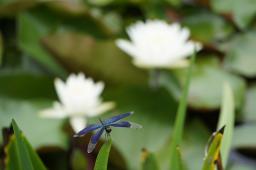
[169,53,196,169]
[217,82,235,167]
[23,138,47,170]
[5,119,47,170]
[11,119,34,170]
[202,127,225,170]
[94,139,112,170]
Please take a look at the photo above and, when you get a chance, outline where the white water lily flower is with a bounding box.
[40,73,114,133]
[116,20,202,68]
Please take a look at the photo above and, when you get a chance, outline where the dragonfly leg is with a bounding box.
[105,133,111,141]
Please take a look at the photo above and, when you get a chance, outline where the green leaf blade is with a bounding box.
[5,119,47,170]
[94,139,112,170]
[169,53,195,169]
[217,82,235,167]
[202,128,224,170]
[11,119,34,170]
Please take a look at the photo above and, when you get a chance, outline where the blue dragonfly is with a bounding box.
[74,111,142,153]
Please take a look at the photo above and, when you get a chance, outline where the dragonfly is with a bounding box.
[74,111,142,153]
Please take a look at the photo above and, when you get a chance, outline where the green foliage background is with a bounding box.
[0,0,256,170]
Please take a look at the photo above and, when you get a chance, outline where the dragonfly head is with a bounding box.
[105,126,112,134]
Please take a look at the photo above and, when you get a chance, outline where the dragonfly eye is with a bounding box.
[106,127,112,133]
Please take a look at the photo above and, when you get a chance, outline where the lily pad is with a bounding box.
[232,124,256,148]
[223,31,256,78]
[174,57,246,110]
[102,86,177,170]
[156,121,210,170]
[42,32,148,86]
[0,98,68,149]
[242,84,256,121]
[229,164,256,170]
[0,71,55,99]
[182,12,234,43]
[210,0,256,29]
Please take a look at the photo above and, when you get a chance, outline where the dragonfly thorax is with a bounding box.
[105,126,112,134]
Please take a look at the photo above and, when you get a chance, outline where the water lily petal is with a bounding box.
[116,20,202,69]
[70,117,87,133]
[87,102,115,117]
[39,102,68,118]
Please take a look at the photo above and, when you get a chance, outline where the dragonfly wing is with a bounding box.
[103,112,134,125]
[110,121,142,129]
[87,128,105,153]
[73,124,102,137]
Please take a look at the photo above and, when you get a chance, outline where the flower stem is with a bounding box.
[169,53,195,169]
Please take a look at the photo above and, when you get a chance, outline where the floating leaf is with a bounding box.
[174,57,246,110]
[94,139,112,170]
[242,84,256,121]
[156,121,210,170]
[229,164,256,170]
[102,86,177,170]
[210,0,256,29]
[0,98,68,149]
[223,31,256,78]
[0,71,55,99]
[42,32,147,86]
[217,82,235,167]
[232,124,256,148]
[182,12,234,43]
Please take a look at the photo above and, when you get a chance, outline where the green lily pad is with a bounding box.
[174,57,246,110]
[229,164,256,170]
[232,124,256,148]
[42,32,148,86]
[0,71,55,99]
[156,121,210,170]
[0,98,68,149]
[242,84,256,121]
[182,121,210,170]
[102,86,176,170]
[223,31,256,78]
[17,6,110,76]
[210,0,256,29]
[182,12,234,43]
